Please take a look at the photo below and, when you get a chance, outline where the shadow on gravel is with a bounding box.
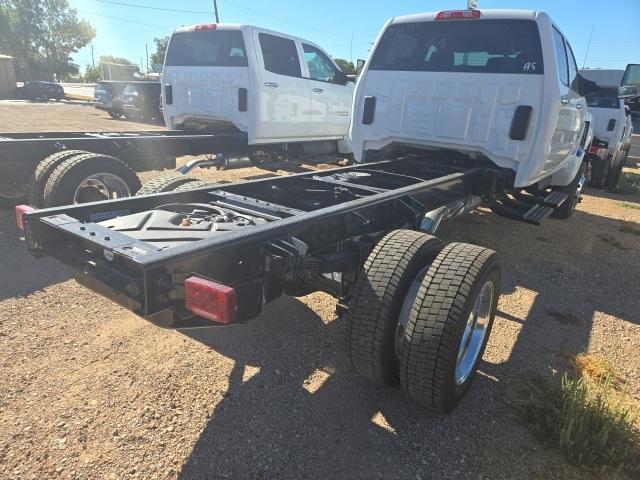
[176,204,638,480]
[177,297,540,480]
[0,209,70,301]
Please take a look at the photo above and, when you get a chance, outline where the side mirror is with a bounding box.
[334,70,348,85]
[575,74,598,97]
[619,64,640,99]
[356,59,366,73]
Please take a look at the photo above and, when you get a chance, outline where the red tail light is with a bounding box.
[195,24,217,31]
[184,276,237,324]
[436,10,481,20]
[15,204,36,230]
[588,146,599,154]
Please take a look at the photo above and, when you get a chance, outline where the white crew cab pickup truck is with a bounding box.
[161,23,354,160]
[580,69,633,191]
[350,8,596,216]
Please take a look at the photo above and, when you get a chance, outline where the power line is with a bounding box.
[77,9,174,32]
[93,0,209,14]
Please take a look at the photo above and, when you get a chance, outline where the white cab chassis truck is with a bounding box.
[351,9,595,211]
[580,69,634,191]
[19,10,629,414]
[161,24,354,165]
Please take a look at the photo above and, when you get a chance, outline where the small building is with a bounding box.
[0,55,17,98]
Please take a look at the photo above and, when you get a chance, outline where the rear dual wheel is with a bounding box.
[345,230,501,414]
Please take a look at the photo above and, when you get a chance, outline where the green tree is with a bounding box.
[333,58,356,75]
[0,0,95,80]
[150,36,169,72]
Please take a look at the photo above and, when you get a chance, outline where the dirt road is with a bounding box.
[1,102,639,479]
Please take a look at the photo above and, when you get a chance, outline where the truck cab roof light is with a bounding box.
[184,276,237,324]
[435,10,481,20]
[15,204,36,230]
[195,24,217,31]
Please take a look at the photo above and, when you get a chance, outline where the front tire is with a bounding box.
[605,149,627,192]
[400,243,501,414]
[345,230,442,386]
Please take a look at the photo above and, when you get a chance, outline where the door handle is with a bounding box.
[312,88,324,94]
[561,98,569,105]
[576,103,583,109]
[264,82,279,88]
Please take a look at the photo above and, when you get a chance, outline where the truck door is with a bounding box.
[253,31,310,142]
[548,28,582,167]
[301,43,353,139]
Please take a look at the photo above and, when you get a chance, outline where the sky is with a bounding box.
[68,0,640,73]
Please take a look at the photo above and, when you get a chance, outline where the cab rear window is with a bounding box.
[370,19,543,74]
[165,30,248,67]
[586,88,619,109]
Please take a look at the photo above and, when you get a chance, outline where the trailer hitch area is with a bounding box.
[263,237,309,281]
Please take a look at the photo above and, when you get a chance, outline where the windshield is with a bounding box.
[585,88,619,109]
[165,30,248,67]
[370,19,543,74]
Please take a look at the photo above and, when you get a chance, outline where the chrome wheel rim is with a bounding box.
[455,280,494,385]
[73,173,131,203]
[395,266,429,358]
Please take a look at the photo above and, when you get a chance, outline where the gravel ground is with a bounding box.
[0,102,639,479]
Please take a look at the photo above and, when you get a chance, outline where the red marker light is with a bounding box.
[195,24,217,31]
[15,204,36,230]
[436,10,481,20]
[184,276,237,324]
[588,146,599,154]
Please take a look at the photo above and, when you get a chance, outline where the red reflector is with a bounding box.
[184,276,237,324]
[15,204,36,230]
[436,9,481,20]
[195,23,217,31]
[588,146,599,154]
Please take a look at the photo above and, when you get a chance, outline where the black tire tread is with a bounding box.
[26,149,88,207]
[136,174,200,196]
[345,229,442,386]
[43,153,141,207]
[400,242,499,414]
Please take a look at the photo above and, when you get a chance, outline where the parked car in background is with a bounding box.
[121,81,162,121]
[580,69,634,191]
[93,80,128,119]
[15,81,64,101]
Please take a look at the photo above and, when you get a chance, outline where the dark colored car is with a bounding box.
[15,81,65,101]
[121,82,162,121]
[93,80,129,119]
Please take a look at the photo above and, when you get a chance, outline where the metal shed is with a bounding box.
[0,55,17,98]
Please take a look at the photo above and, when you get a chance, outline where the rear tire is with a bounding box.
[26,150,88,207]
[108,110,122,119]
[553,162,586,219]
[136,174,202,196]
[605,149,627,192]
[400,243,501,414]
[172,179,211,192]
[345,230,442,386]
[43,154,141,207]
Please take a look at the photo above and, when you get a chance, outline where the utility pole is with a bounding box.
[91,44,95,69]
[213,0,219,22]
[583,24,595,68]
[145,43,149,77]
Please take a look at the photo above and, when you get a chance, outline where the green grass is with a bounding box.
[519,373,640,475]
[617,201,640,210]
[615,172,640,195]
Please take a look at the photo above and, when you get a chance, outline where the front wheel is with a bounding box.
[605,149,627,192]
[399,243,501,414]
[108,110,123,119]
